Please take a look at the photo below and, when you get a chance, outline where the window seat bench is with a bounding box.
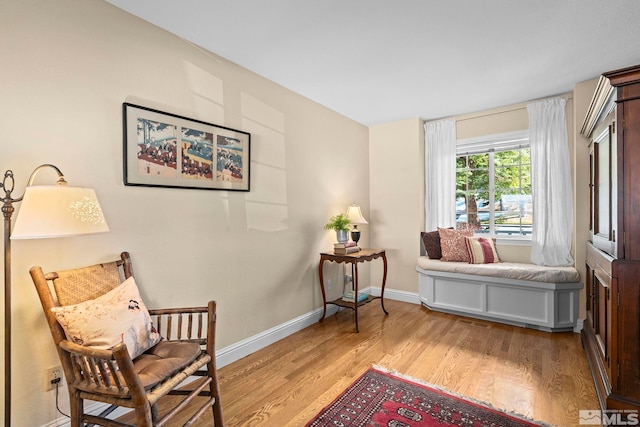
[416,257,583,332]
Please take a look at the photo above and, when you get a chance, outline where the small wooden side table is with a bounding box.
[318,248,388,332]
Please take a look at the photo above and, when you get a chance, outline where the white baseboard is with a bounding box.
[40,415,69,427]
[369,286,421,305]
[216,287,420,369]
[216,304,339,368]
[39,289,417,427]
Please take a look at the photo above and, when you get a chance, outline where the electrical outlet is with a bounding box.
[327,279,332,290]
[45,366,62,391]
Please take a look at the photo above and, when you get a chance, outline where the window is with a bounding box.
[455,131,532,237]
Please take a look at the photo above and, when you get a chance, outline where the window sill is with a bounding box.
[495,237,532,246]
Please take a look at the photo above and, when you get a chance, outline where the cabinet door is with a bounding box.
[591,110,617,257]
[592,270,613,379]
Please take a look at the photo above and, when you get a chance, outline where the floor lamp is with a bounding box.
[2,164,109,427]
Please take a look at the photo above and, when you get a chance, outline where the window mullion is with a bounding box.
[489,152,495,235]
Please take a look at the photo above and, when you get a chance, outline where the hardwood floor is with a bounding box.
[127,299,599,426]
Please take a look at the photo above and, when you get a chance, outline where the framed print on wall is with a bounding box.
[123,103,250,191]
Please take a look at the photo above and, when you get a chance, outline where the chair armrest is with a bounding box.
[59,339,116,360]
[58,340,145,398]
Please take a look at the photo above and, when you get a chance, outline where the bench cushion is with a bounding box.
[417,256,580,283]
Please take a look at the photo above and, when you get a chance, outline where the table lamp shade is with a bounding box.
[346,205,368,225]
[11,185,109,239]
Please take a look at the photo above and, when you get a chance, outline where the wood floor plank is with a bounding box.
[119,299,598,426]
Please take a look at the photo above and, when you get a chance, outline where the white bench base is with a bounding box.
[417,267,583,332]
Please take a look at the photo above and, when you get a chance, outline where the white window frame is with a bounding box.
[456,130,532,245]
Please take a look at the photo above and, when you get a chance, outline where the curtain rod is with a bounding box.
[455,105,526,123]
[426,94,573,124]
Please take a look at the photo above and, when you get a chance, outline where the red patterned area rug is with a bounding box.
[306,367,549,427]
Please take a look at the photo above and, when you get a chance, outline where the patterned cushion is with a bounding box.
[438,227,474,262]
[465,237,500,264]
[50,276,162,360]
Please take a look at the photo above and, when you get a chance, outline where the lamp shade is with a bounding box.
[11,185,109,239]
[346,205,368,225]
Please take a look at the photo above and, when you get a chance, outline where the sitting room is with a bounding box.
[2,1,640,426]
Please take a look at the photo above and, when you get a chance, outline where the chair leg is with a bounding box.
[213,397,224,427]
[208,366,224,426]
[133,402,154,427]
[151,403,159,423]
[69,390,83,427]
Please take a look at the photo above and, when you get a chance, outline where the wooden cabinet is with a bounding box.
[581,65,640,413]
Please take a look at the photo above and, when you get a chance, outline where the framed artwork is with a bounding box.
[123,103,250,191]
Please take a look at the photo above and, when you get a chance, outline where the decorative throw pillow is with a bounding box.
[438,227,474,262]
[50,276,161,360]
[465,236,501,264]
[421,227,454,259]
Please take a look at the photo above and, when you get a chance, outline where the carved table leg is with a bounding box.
[318,257,327,322]
[380,252,389,315]
[354,260,359,332]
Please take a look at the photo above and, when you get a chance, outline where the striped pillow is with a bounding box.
[465,237,500,264]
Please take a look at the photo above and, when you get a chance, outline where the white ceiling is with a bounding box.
[105,0,640,126]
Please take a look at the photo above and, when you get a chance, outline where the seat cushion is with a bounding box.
[417,256,581,283]
[133,341,203,389]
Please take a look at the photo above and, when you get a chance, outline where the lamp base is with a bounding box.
[350,226,361,245]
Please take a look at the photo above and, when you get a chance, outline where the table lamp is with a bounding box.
[345,204,368,245]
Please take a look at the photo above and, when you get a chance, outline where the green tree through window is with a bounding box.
[456,147,532,236]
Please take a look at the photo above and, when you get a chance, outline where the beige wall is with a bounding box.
[1,1,369,425]
[369,118,424,294]
[456,104,529,140]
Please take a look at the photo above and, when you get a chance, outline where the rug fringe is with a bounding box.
[370,365,555,427]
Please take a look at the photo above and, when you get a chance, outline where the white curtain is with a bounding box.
[528,97,574,266]
[424,119,457,231]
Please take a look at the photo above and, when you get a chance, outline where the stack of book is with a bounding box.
[334,242,360,254]
[342,290,369,303]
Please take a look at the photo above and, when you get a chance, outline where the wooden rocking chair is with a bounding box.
[30,251,224,426]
